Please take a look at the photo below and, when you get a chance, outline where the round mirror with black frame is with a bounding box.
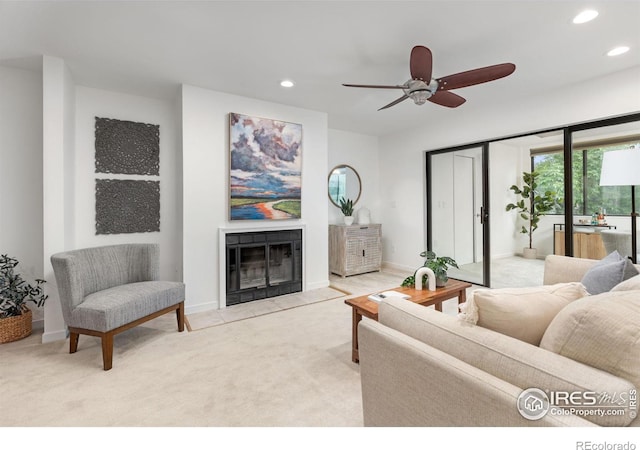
[328,164,361,208]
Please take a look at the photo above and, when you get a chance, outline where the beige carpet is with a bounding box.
[0,297,362,426]
[1,270,468,427]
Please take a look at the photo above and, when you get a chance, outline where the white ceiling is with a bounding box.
[1,1,639,137]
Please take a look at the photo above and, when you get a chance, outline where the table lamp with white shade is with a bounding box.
[599,147,640,263]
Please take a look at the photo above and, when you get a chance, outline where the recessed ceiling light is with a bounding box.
[607,46,630,56]
[573,10,598,24]
[280,80,294,88]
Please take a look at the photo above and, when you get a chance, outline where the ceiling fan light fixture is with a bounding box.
[410,90,431,105]
[342,45,515,111]
[572,10,598,24]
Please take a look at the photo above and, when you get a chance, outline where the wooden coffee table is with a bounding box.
[344,279,472,363]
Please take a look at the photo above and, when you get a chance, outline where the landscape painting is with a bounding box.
[229,113,302,220]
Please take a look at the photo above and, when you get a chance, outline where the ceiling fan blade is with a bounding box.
[342,83,408,89]
[428,91,466,108]
[378,95,410,111]
[437,63,516,91]
[410,45,433,82]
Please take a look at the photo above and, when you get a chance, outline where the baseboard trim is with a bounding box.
[382,261,415,273]
[307,280,330,290]
[42,329,68,343]
[185,302,219,315]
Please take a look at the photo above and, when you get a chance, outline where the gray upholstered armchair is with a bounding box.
[51,244,185,370]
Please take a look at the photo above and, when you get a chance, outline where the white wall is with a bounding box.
[73,86,182,281]
[182,85,329,313]
[42,56,75,342]
[379,66,640,270]
[489,141,526,258]
[0,65,44,323]
[327,129,380,225]
[38,66,182,341]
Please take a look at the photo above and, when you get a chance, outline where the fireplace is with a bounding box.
[225,229,302,305]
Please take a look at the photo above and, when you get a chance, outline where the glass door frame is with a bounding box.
[425,112,640,287]
[426,142,490,287]
[563,113,640,259]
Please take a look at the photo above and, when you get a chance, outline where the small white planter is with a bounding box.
[523,247,537,259]
[344,216,354,225]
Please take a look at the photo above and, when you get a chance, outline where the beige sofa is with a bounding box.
[358,255,640,427]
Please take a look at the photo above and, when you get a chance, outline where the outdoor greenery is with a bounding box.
[0,254,48,318]
[533,145,637,216]
[506,171,560,250]
[401,250,459,287]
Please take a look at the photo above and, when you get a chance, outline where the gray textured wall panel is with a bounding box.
[95,179,160,234]
[95,117,160,175]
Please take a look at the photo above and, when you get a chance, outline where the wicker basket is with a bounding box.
[0,308,32,344]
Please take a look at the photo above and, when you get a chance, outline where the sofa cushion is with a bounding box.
[379,297,636,426]
[540,290,640,393]
[458,282,588,345]
[70,281,185,332]
[580,251,639,295]
[611,274,640,292]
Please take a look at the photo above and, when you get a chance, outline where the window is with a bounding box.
[531,151,568,215]
[532,141,639,216]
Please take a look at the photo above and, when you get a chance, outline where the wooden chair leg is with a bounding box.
[69,331,79,353]
[101,332,114,371]
[176,301,185,332]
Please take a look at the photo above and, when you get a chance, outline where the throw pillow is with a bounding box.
[540,290,640,394]
[458,282,589,345]
[611,274,640,292]
[580,251,638,295]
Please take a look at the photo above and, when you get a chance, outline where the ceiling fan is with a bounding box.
[343,45,516,110]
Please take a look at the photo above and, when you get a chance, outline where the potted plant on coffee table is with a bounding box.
[339,197,355,225]
[506,171,560,259]
[401,250,459,288]
[0,254,48,343]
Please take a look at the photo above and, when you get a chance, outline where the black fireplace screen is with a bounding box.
[226,230,302,305]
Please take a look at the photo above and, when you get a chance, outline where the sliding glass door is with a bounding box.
[427,144,488,286]
[426,113,640,287]
[568,121,640,263]
[487,130,564,288]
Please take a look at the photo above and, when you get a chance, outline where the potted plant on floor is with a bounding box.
[0,254,48,343]
[401,250,459,288]
[339,197,355,225]
[506,171,560,259]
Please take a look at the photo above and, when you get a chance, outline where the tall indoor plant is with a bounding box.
[506,171,559,259]
[0,254,48,343]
